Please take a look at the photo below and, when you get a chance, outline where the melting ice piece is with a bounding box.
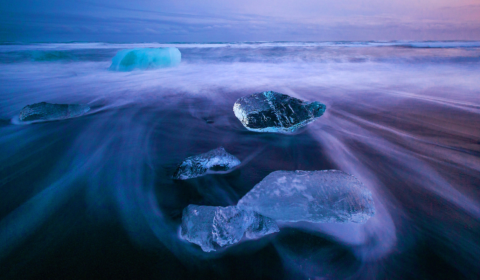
[19,102,90,122]
[233,91,326,133]
[173,147,241,180]
[109,48,181,71]
[181,205,279,252]
[237,170,375,223]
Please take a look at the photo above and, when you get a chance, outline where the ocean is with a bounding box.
[0,41,479,279]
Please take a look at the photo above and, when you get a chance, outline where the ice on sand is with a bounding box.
[19,102,90,122]
[173,147,241,180]
[233,91,326,133]
[181,205,279,252]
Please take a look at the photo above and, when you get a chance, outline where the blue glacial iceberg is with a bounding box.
[237,170,375,223]
[233,91,326,134]
[109,48,181,71]
[173,147,241,180]
[19,102,90,122]
[180,205,279,252]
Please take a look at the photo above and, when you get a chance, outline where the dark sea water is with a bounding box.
[0,42,479,279]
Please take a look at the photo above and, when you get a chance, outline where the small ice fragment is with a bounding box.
[109,48,181,71]
[233,91,326,134]
[181,205,278,252]
[19,102,90,122]
[173,147,241,180]
[237,170,375,223]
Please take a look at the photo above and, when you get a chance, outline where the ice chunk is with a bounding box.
[180,205,216,252]
[173,147,241,180]
[181,205,278,252]
[237,170,375,223]
[109,48,181,71]
[233,91,326,134]
[19,102,90,122]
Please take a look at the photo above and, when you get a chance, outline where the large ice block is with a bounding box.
[173,147,241,180]
[237,170,375,223]
[109,48,181,71]
[233,91,326,133]
[19,102,90,122]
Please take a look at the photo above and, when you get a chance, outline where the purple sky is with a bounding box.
[1,0,479,42]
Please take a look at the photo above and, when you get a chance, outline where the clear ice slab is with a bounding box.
[173,147,241,180]
[181,205,279,252]
[19,102,90,122]
[237,170,375,223]
[109,48,181,71]
[233,91,326,134]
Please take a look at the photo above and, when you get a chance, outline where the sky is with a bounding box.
[1,0,480,42]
